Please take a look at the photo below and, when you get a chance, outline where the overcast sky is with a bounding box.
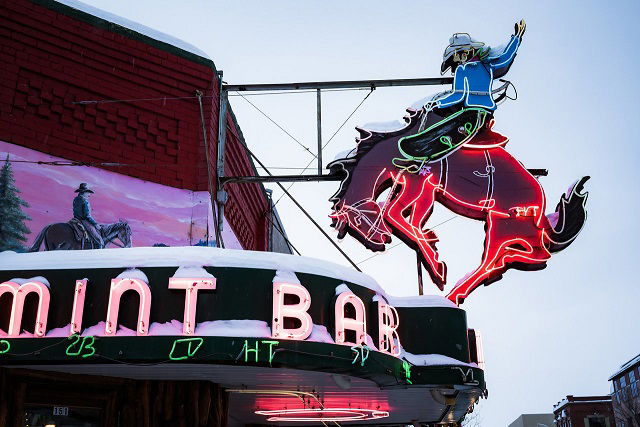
[74,0,639,424]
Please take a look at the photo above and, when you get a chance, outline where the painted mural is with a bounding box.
[0,141,242,251]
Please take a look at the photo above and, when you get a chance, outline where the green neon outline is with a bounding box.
[394,107,487,170]
[65,334,96,358]
[350,345,371,367]
[242,340,259,363]
[81,336,96,358]
[0,340,9,355]
[402,361,413,384]
[65,334,82,356]
[261,340,279,366]
[168,337,204,361]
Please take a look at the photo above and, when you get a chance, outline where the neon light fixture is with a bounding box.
[255,408,389,422]
[272,282,312,340]
[70,279,87,335]
[377,300,401,356]
[334,291,366,346]
[0,280,50,337]
[105,277,151,336]
[168,277,216,335]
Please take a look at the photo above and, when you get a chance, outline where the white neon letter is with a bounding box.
[377,300,401,356]
[334,291,366,346]
[105,278,151,336]
[272,282,312,340]
[0,281,50,337]
[168,277,216,335]
[70,279,87,335]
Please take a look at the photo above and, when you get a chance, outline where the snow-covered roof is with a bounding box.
[609,353,640,380]
[0,247,456,309]
[54,0,211,60]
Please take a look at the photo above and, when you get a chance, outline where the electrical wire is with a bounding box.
[235,143,362,272]
[234,91,317,159]
[273,88,374,207]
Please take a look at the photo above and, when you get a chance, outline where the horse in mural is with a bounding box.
[328,108,589,305]
[29,220,132,251]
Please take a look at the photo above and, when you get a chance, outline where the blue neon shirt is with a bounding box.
[437,36,520,111]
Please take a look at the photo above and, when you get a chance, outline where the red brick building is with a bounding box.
[553,395,617,427]
[0,0,285,252]
[610,354,640,427]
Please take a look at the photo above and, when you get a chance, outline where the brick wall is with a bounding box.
[0,0,269,250]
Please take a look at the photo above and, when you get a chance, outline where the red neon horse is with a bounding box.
[329,108,588,305]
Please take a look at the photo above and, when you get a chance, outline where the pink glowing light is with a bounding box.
[105,277,151,336]
[255,408,389,422]
[272,282,312,340]
[334,291,366,346]
[0,281,50,337]
[377,300,401,356]
[70,279,87,335]
[168,277,216,335]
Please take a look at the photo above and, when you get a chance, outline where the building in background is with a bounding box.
[508,413,554,427]
[553,395,616,427]
[610,354,640,427]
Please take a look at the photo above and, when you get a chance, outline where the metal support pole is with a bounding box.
[417,254,424,296]
[216,71,229,248]
[316,89,322,175]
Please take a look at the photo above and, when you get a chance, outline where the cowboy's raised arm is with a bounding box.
[489,19,525,73]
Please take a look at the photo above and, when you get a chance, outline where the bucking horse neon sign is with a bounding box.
[328,20,589,305]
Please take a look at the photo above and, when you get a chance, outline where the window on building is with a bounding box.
[621,375,627,388]
[630,370,636,383]
[586,416,607,427]
[632,381,638,397]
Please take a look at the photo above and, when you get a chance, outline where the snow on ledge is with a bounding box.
[0,246,386,294]
[387,295,457,309]
[402,351,475,368]
[0,247,460,309]
[54,0,211,60]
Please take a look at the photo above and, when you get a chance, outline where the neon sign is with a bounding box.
[0,277,400,354]
[329,22,589,304]
[0,280,50,337]
[254,408,390,422]
[168,277,216,335]
[272,282,312,340]
[105,277,151,336]
[334,291,367,346]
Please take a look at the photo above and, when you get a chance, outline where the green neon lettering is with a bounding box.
[65,334,82,356]
[0,340,10,354]
[65,334,96,358]
[169,337,204,361]
[402,361,413,384]
[261,340,279,366]
[242,340,259,363]
[350,345,370,367]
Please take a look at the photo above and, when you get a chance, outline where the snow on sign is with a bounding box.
[0,247,483,382]
[329,20,589,304]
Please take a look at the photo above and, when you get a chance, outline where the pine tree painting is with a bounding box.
[0,155,31,252]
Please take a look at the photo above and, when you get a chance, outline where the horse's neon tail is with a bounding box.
[543,176,590,253]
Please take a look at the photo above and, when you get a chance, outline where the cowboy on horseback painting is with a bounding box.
[71,183,104,249]
[29,183,132,251]
[328,20,589,305]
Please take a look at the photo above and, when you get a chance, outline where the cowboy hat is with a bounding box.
[74,183,94,194]
[443,33,485,62]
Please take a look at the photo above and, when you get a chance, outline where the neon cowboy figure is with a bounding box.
[397,20,526,167]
